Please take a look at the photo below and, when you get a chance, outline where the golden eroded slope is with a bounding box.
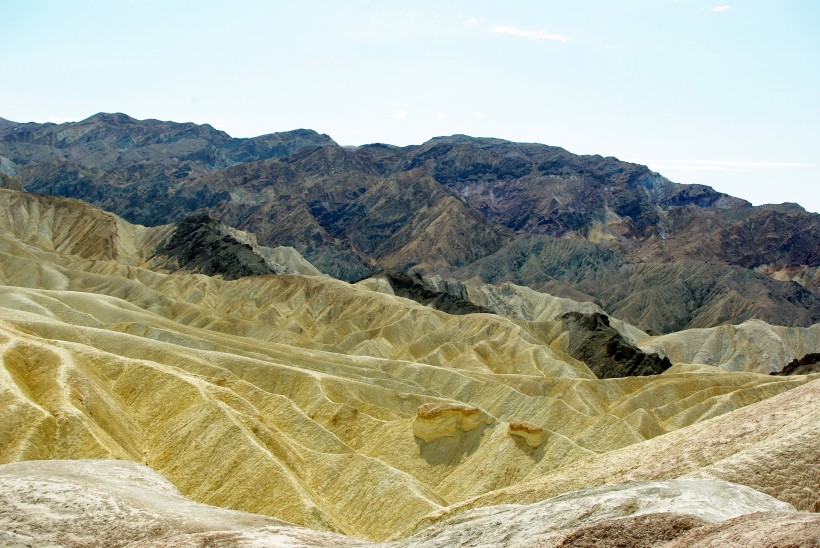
[639,320,820,374]
[0,189,817,541]
[422,274,819,374]
[410,375,820,537]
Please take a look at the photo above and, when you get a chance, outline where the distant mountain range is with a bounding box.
[1,112,818,333]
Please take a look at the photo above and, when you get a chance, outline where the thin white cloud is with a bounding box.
[472,112,486,119]
[434,111,446,120]
[491,25,569,44]
[703,5,731,12]
[388,110,408,119]
[463,17,478,27]
[648,160,810,172]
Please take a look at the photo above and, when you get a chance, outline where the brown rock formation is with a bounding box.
[508,421,545,447]
[554,513,708,547]
[771,352,820,376]
[413,403,494,442]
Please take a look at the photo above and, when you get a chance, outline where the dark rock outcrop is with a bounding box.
[379,270,494,316]
[770,353,820,376]
[0,172,20,191]
[155,213,279,280]
[555,312,672,378]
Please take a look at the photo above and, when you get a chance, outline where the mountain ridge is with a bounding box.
[2,113,818,332]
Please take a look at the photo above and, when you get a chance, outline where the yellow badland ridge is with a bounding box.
[0,188,817,542]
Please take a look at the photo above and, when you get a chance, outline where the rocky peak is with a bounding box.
[220,129,338,165]
[0,117,18,133]
[82,112,138,125]
[154,213,285,280]
[371,269,494,315]
[553,311,672,378]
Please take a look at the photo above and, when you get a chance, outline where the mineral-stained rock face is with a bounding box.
[414,378,820,533]
[508,421,545,448]
[551,511,820,548]
[413,403,494,442]
[664,511,820,548]
[552,513,709,548]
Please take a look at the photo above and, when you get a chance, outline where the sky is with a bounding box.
[1,0,818,212]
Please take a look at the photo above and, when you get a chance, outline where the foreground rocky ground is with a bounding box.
[2,460,817,547]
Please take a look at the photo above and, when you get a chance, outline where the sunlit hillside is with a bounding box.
[1,188,818,545]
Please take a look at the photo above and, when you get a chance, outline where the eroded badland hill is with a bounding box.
[0,115,818,546]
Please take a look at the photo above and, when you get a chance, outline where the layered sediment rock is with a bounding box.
[641,319,820,374]
[411,378,820,535]
[413,403,494,442]
[4,114,819,331]
[508,421,545,447]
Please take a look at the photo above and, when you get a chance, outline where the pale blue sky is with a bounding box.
[1,1,818,212]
